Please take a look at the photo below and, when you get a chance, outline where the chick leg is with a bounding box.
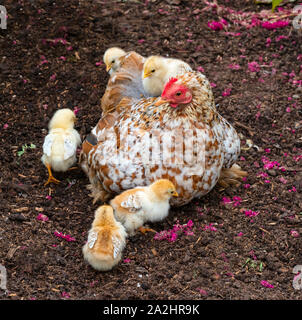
[138,226,157,234]
[44,164,60,186]
[67,166,79,171]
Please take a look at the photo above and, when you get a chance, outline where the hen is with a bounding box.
[80,71,246,206]
[101,50,147,114]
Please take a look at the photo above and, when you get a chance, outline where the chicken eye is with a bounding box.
[176,91,182,96]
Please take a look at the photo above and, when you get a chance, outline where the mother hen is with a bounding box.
[80,71,246,206]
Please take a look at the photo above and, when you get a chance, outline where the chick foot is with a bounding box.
[44,164,60,186]
[68,166,79,171]
[44,176,60,186]
[138,226,156,235]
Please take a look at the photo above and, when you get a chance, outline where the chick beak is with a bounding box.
[172,191,178,197]
[143,72,151,79]
[106,63,112,72]
[154,97,169,107]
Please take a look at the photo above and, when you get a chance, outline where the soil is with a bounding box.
[0,0,302,300]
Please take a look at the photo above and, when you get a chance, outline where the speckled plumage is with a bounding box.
[80,71,242,206]
[101,51,148,114]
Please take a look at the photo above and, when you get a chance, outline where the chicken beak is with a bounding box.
[172,191,178,197]
[143,72,151,79]
[106,63,112,72]
[154,98,169,107]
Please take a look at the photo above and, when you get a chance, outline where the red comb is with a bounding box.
[162,77,178,96]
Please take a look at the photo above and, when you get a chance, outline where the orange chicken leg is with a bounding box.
[138,226,157,234]
[44,163,60,186]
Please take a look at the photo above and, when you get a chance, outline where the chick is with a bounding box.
[41,108,81,186]
[142,55,192,97]
[82,205,127,271]
[110,179,178,236]
[103,47,126,75]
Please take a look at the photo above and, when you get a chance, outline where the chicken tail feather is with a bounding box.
[218,164,247,188]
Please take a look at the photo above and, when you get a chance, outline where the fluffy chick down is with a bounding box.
[82,205,127,271]
[41,108,81,172]
[103,47,126,75]
[142,55,192,97]
[110,179,178,235]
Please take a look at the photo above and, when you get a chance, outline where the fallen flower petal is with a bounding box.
[197,288,208,296]
[248,61,260,72]
[222,87,232,96]
[261,20,289,30]
[290,230,299,238]
[244,209,259,217]
[36,213,49,222]
[54,231,76,242]
[261,280,274,288]
[208,21,224,31]
[228,64,240,70]
[288,186,297,192]
[73,107,80,115]
[61,292,70,298]
[222,197,232,204]
[203,223,217,232]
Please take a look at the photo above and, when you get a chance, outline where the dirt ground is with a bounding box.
[0,0,302,300]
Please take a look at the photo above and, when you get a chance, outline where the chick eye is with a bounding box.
[176,91,182,96]
[151,69,155,73]
[169,190,174,194]
[112,60,115,63]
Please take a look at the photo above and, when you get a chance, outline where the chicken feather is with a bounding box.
[101,51,148,114]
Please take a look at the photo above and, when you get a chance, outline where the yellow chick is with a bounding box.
[41,108,81,186]
[142,55,192,96]
[103,47,126,75]
[110,179,178,236]
[82,205,127,271]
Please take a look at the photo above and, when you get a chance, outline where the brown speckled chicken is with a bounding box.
[80,71,246,206]
[101,50,147,114]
